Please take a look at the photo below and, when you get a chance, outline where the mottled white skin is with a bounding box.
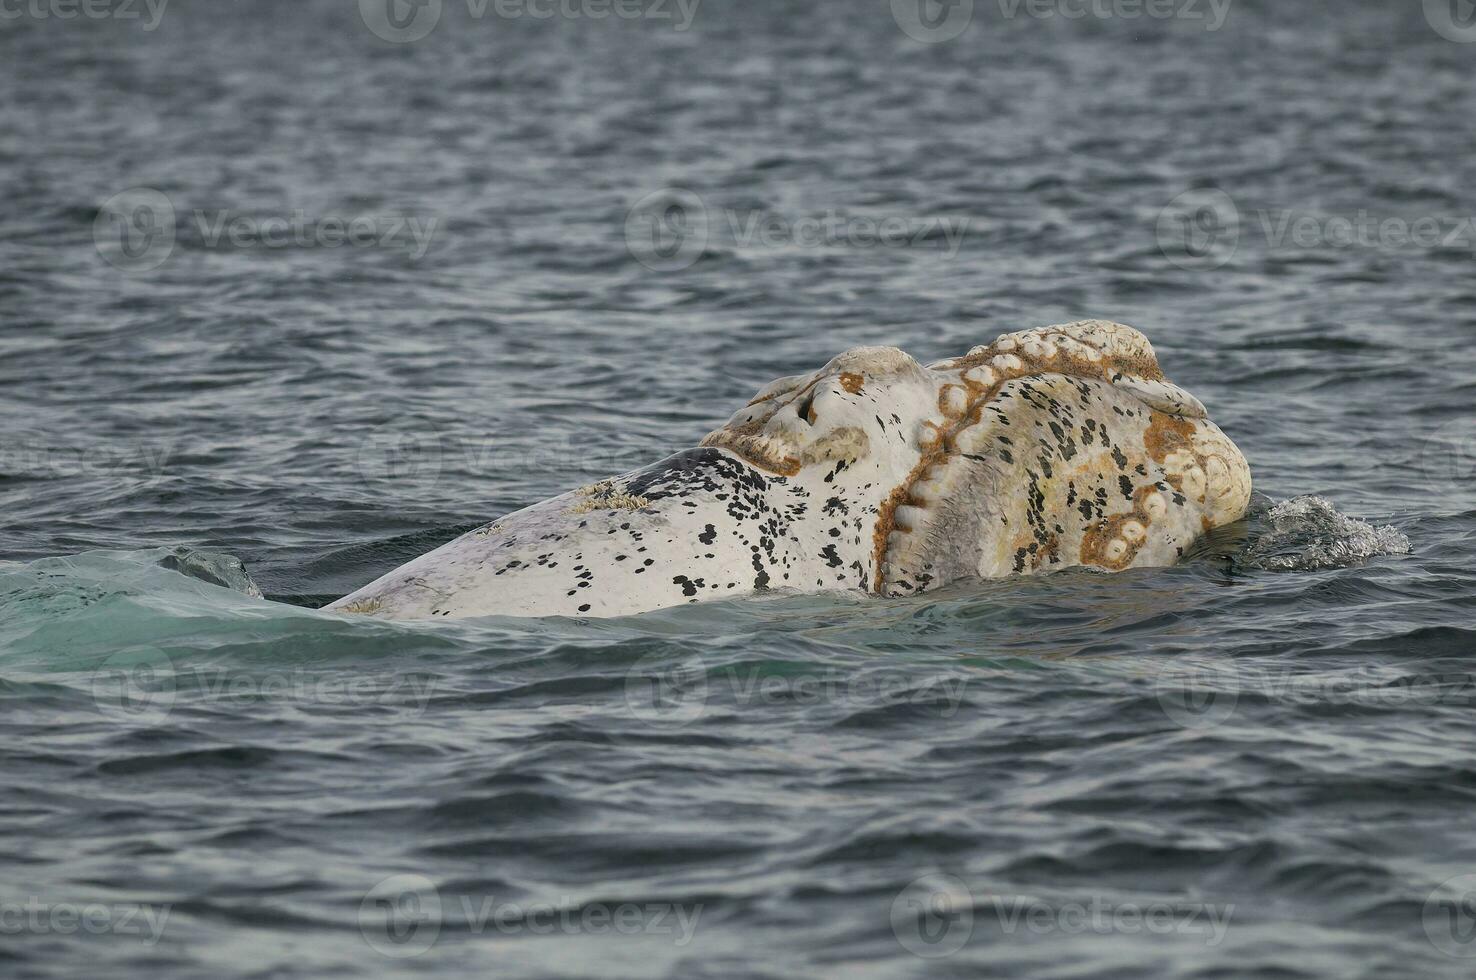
[327,321,1252,620]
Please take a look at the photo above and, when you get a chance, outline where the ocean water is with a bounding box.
[2,0,1475,977]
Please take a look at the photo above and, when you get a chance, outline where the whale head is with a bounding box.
[701,321,1238,595]
[700,343,979,593]
[700,345,942,480]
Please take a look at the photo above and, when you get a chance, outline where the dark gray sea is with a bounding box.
[2,0,1474,977]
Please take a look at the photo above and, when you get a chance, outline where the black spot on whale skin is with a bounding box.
[751,552,770,590]
[699,524,717,545]
[622,448,740,501]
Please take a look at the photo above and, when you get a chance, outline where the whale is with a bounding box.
[327,320,1252,619]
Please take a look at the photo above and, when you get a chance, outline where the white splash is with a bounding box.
[1241,496,1411,571]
